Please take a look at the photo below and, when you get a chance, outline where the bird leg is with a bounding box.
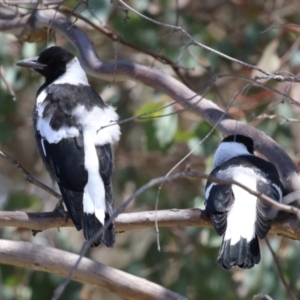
[54,197,69,223]
[54,197,65,211]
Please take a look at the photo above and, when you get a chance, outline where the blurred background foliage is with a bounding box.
[1,0,300,299]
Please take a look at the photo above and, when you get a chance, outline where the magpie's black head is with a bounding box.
[16,46,75,83]
[222,135,254,154]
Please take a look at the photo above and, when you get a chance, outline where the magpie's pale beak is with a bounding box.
[16,56,47,70]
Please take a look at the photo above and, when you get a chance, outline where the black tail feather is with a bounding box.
[103,213,115,247]
[217,236,260,269]
[82,212,115,247]
[59,187,83,231]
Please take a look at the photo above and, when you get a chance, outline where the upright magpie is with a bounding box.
[205,135,282,269]
[16,46,121,247]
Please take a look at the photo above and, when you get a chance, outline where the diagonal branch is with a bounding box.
[0,239,187,300]
[265,238,298,300]
[16,9,300,193]
[0,9,299,193]
[57,6,193,89]
[0,150,61,199]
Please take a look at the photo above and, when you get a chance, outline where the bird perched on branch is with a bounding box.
[204,135,282,269]
[16,46,121,247]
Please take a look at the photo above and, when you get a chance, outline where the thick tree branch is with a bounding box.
[0,8,297,193]
[0,239,187,300]
[1,209,300,240]
[57,6,194,89]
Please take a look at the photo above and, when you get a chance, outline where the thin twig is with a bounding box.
[216,73,300,106]
[58,6,193,88]
[254,114,300,123]
[117,0,272,77]
[265,238,298,300]
[253,294,274,300]
[0,150,61,200]
[0,65,15,99]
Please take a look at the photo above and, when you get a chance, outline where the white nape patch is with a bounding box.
[213,142,253,168]
[82,129,106,225]
[73,104,121,145]
[36,116,79,143]
[224,168,257,245]
[54,57,89,86]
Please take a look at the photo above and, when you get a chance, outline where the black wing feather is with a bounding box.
[96,145,114,208]
[96,144,115,247]
[36,132,87,230]
[205,183,234,236]
[256,179,281,238]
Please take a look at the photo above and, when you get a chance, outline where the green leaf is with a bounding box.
[134,101,165,122]
[174,128,195,143]
[154,105,178,147]
[5,191,39,210]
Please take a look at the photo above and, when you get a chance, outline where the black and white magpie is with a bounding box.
[205,135,282,269]
[16,46,121,247]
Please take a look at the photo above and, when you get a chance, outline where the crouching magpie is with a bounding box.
[16,46,121,247]
[205,135,282,269]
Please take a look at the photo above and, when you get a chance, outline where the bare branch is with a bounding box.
[254,114,300,123]
[0,239,187,300]
[117,0,272,76]
[0,9,299,193]
[253,294,274,300]
[0,209,300,240]
[0,65,15,99]
[265,238,298,300]
[14,8,298,194]
[57,6,193,88]
[0,150,61,200]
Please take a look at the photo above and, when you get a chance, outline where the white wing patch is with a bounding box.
[82,129,106,224]
[74,105,120,224]
[73,104,121,145]
[35,103,120,145]
[36,116,79,143]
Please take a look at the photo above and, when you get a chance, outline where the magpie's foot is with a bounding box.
[54,198,68,223]
[54,198,64,212]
